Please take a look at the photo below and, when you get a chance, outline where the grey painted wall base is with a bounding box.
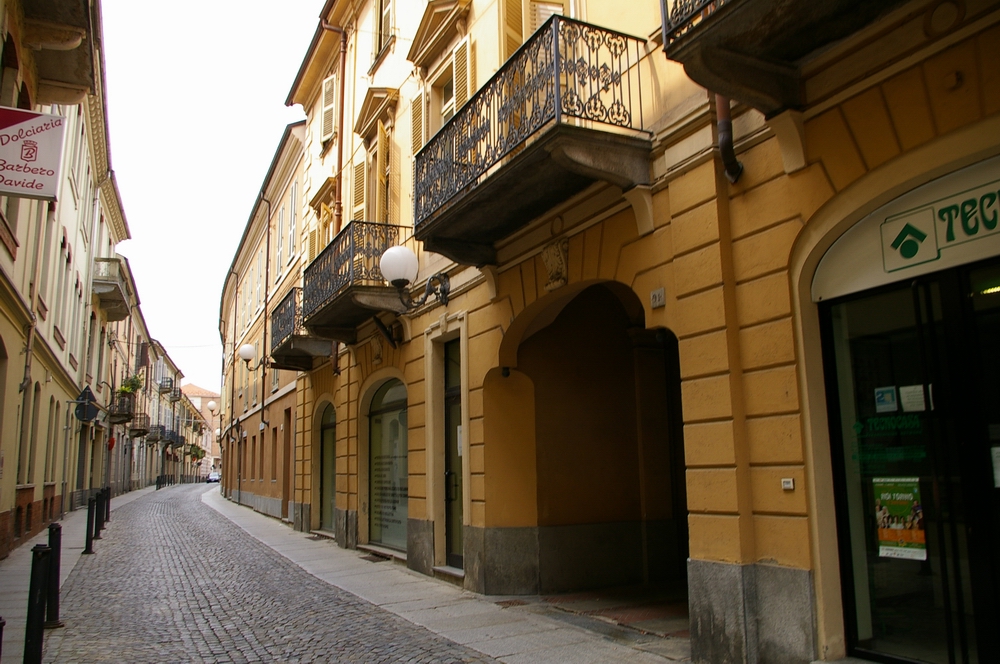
[465,521,658,595]
[688,559,816,664]
[334,507,357,548]
[228,491,282,520]
[291,501,310,532]
[408,518,434,575]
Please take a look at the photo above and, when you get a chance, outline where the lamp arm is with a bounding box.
[403,273,450,308]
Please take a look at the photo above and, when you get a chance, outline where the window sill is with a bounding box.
[368,35,395,77]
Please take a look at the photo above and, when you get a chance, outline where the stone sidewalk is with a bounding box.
[0,485,157,660]
[202,486,689,664]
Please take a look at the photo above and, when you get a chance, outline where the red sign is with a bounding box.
[0,108,66,200]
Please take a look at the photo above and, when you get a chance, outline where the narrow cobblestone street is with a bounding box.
[42,485,495,663]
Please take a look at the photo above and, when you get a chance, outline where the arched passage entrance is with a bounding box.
[477,281,687,595]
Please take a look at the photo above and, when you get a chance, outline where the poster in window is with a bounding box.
[873,477,926,560]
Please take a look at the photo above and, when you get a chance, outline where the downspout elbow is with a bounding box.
[716,94,743,185]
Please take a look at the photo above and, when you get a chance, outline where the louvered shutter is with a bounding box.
[321,75,337,142]
[411,92,424,155]
[353,161,366,220]
[390,140,401,226]
[454,38,470,110]
[502,0,523,59]
[529,1,565,32]
[375,120,389,224]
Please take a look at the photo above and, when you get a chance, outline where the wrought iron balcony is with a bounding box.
[107,392,135,424]
[169,387,181,403]
[414,15,650,266]
[157,377,173,394]
[660,0,908,116]
[91,258,130,322]
[164,429,178,445]
[129,414,150,438]
[302,221,406,343]
[147,425,164,442]
[270,288,334,371]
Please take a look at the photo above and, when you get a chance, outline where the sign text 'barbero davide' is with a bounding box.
[0,108,66,200]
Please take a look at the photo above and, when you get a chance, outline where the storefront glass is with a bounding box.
[369,380,408,550]
[823,261,1000,663]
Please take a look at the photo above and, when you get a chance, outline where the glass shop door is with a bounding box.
[821,260,1000,664]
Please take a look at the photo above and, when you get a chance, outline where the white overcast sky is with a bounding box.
[102,0,323,393]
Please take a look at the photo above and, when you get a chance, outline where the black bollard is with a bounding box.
[104,487,111,523]
[45,523,64,628]
[1,614,5,661]
[93,492,104,540]
[23,544,51,664]
[83,497,95,554]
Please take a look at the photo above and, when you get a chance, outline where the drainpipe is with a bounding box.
[321,19,348,235]
[716,94,743,184]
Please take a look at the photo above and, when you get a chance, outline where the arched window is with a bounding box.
[369,379,407,549]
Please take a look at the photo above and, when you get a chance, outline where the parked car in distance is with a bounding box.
[206,472,221,483]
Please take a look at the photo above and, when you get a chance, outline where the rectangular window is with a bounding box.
[376,0,392,54]
[276,209,284,276]
[288,182,297,262]
[321,76,338,143]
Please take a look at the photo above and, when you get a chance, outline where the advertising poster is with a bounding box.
[0,108,66,200]
[873,477,926,560]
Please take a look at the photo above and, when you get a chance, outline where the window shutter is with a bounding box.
[353,161,366,220]
[390,141,401,227]
[321,75,337,142]
[375,120,389,224]
[453,38,470,110]
[529,1,565,33]
[307,228,318,262]
[503,0,523,59]
[411,92,424,155]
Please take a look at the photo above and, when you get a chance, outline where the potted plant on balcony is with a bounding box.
[109,375,142,424]
[119,374,144,394]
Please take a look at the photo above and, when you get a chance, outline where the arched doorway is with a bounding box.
[318,403,336,533]
[369,379,408,551]
[480,282,687,595]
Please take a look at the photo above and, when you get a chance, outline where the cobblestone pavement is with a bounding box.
[42,484,496,664]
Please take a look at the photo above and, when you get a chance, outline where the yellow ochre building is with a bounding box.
[218,0,1000,661]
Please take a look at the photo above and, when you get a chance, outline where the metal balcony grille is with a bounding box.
[414,15,646,227]
[147,425,164,442]
[271,287,303,353]
[169,387,181,402]
[129,413,150,437]
[157,377,173,394]
[302,221,403,320]
[107,392,135,424]
[661,0,734,45]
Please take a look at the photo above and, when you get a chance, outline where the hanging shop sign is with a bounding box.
[0,108,66,201]
[813,154,1000,301]
[873,477,926,560]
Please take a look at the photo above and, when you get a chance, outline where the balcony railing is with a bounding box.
[271,287,304,353]
[414,15,646,228]
[129,413,150,438]
[147,425,164,442]
[302,221,403,321]
[661,0,733,45]
[169,387,181,403]
[157,377,173,394]
[107,392,135,424]
[92,257,130,321]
